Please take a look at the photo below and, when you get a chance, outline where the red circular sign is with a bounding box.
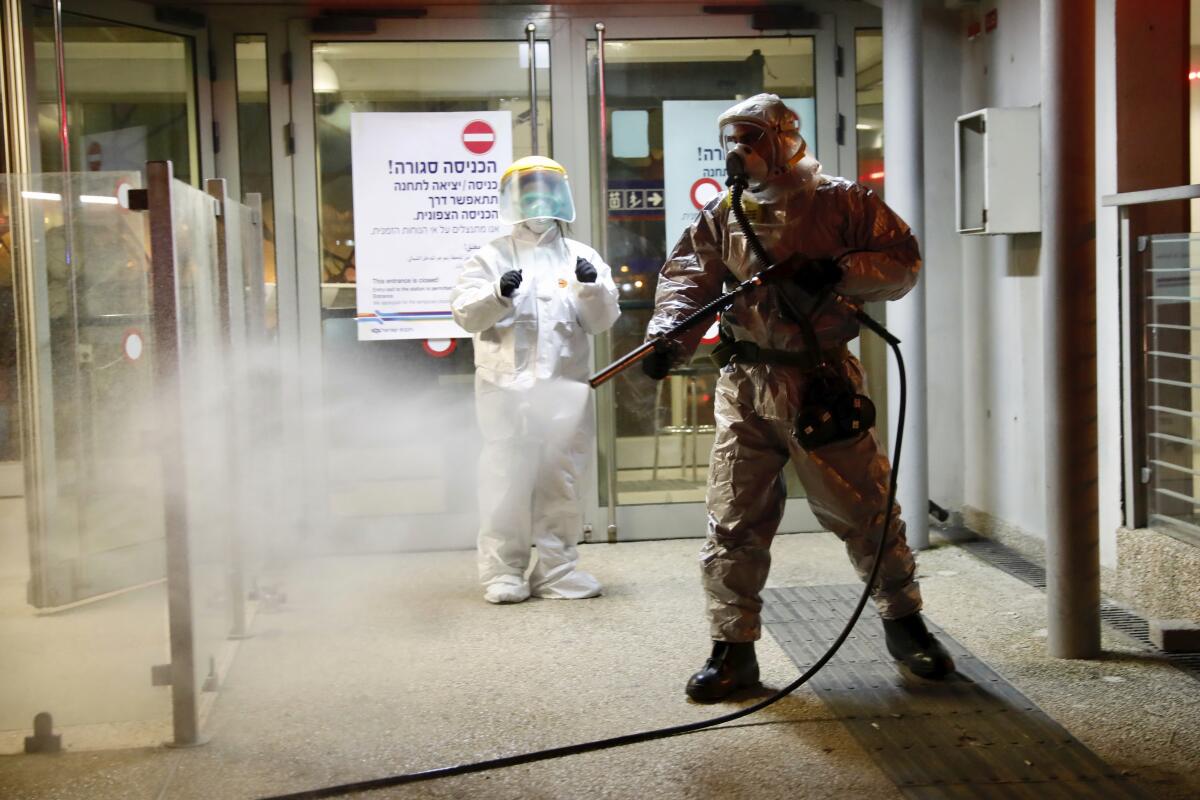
[690,178,723,210]
[122,328,144,362]
[87,142,103,172]
[462,120,496,155]
[700,316,721,345]
[422,338,458,358]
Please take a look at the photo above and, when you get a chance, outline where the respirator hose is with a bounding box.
[260,188,907,800]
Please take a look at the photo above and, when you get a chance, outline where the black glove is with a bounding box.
[575,257,598,284]
[499,269,522,298]
[641,340,674,381]
[792,258,843,296]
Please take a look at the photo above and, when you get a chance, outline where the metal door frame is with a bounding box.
[566,13,841,540]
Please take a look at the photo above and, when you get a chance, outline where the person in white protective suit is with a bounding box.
[641,94,954,701]
[451,156,620,604]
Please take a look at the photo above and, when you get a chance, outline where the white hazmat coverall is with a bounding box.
[451,221,620,603]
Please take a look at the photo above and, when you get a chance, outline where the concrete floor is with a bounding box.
[1,531,1198,799]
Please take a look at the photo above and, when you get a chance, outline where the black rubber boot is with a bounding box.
[882,612,955,680]
[685,641,760,702]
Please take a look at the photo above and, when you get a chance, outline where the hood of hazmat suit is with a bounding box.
[450,186,620,600]
[648,92,921,401]
[717,93,807,199]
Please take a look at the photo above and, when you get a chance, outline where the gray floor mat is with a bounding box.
[763,584,1149,800]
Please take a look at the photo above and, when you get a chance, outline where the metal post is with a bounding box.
[244,193,268,336]
[594,21,617,540]
[142,162,204,746]
[50,0,94,498]
[51,0,69,175]
[205,179,250,641]
[1117,207,1141,528]
[1,0,55,604]
[1042,0,1101,659]
[882,0,928,550]
[242,192,270,590]
[526,23,539,155]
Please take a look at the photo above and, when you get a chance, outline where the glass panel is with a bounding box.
[310,41,549,533]
[170,179,234,695]
[588,37,816,506]
[0,171,173,749]
[32,9,200,185]
[855,29,884,197]
[235,35,278,332]
[1144,234,1200,544]
[234,199,280,580]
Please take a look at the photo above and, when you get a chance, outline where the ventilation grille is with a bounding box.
[957,536,1200,683]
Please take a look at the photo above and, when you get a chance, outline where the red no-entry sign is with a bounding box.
[690,177,722,210]
[422,338,458,358]
[462,120,496,155]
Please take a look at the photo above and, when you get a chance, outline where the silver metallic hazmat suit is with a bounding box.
[452,219,620,602]
[647,94,924,642]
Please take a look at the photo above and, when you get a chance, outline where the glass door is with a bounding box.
[288,19,554,551]
[22,1,211,606]
[285,12,845,549]
[573,16,839,540]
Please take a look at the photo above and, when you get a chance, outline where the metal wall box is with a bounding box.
[955,107,1041,234]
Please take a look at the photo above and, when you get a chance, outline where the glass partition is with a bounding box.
[0,171,172,750]
[587,37,816,505]
[0,169,272,752]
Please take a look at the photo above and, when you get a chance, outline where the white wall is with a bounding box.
[1095,0,1120,568]
[957,0,1048,540]
[923,5,966,512]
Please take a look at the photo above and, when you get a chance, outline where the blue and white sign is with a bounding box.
[662,98,816,248]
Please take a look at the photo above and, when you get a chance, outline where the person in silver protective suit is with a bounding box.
[452,156,620,605]
[642,94,954,701]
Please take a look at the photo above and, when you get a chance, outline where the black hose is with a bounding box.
[259,189,908,800]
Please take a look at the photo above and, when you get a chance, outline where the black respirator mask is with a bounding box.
[724,143,770,190]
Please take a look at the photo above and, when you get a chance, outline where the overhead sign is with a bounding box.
[662,98,816,249]
[350,111,513,341]
[607,180,664,217]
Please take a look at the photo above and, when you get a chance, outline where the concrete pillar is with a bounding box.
[1042,0,1101,658]
[883,0,929,550]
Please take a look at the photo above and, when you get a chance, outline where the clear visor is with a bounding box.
[719,120,804,169]
[720,121,770,153]
[497,168,576,225]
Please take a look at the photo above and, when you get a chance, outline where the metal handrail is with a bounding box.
[1101,184,1200,207]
